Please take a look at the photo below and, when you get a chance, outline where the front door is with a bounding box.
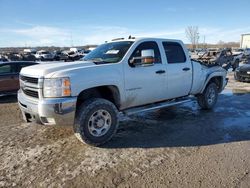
[124,41,167,108]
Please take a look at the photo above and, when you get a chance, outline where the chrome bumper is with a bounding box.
[18,90,77,126]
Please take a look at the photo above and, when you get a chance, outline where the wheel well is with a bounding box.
[208,76,223,92]
[76,86,120,110]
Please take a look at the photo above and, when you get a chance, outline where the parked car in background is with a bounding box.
[0,61,37,95]
[7,52,22,61]
[23,48,37,55]
[35,50,54,61]
[244,48,250,57]
[232,48,244,55]
[53,51,68,61]
[197,49,207,57]
[66,51,82,61]
[0,54,8,62]
[234,64,250,82]
[21,52,37,61]
[197,48,239,70]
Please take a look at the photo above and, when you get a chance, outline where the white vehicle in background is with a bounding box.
[232,48,244,64]
[35,50,54,61]
[232,48,244,55]
[197,49,208,57]
[18,37,227,146]
[23,49,37,55]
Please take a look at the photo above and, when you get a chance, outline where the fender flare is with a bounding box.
[200,71,225,93]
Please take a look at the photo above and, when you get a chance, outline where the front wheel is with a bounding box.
[74,98,119,146]
[197,82,218,110]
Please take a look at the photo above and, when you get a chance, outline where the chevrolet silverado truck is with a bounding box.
[18,38,227,146]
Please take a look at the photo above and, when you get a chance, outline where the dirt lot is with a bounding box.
[0,72,249,188]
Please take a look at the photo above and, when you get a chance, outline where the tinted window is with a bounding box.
[130,41,162,64]
[0,64,12,74]
[163,42,186,63]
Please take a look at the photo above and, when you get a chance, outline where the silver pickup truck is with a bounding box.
[18,37,227,146]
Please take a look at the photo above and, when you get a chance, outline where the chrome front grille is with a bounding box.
[20,75,39,84]
[22,88,39,98]
[20,74,40,99]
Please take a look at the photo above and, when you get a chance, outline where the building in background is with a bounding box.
[241,34,250,48]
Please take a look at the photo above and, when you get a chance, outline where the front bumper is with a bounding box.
[18,90,77,126]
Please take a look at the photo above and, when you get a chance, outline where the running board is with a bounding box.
[123,98,193,116]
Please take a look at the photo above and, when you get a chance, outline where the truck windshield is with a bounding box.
[83,41,134,64]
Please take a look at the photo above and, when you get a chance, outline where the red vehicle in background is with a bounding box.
[0,61,37,95]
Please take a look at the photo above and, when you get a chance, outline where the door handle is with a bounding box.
[155,70,166,74]
[182,67,190,71]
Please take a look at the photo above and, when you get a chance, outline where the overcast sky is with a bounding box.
[0,0,250,47]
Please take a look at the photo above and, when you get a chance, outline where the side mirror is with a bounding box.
[129,49,155,67]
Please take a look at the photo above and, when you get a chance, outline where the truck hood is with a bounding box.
[21,61,95,78]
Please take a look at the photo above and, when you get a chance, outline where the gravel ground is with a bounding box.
[0,72,249,188]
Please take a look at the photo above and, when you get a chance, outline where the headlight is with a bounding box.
[43,77,71,98]
[247,71,250,74]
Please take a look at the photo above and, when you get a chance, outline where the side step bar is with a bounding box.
[123,98,193,116]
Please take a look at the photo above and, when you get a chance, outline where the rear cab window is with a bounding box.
[162,42,186,64]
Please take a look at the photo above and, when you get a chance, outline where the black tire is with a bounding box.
[197,82,218,110]
[73,98,119,146]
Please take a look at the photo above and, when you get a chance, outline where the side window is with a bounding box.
[0,64,12,74]
[162,42,186,64]
[130,41,162,64]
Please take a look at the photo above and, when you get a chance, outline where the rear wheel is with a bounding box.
[197,82,218,110]
[74,98,119,146]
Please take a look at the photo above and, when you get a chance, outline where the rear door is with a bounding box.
[0,63,18,93]
[162,41,192,99]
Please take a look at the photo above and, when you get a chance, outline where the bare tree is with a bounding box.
[217,40,225,49]
[185,26,199,50]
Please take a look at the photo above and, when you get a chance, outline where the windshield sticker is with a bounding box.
[105,50,119,54]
